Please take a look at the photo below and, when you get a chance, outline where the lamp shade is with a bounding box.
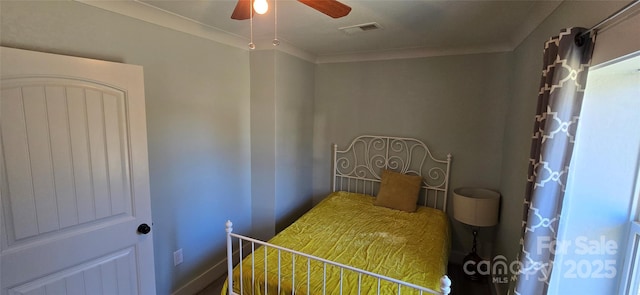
[453,187,500,227]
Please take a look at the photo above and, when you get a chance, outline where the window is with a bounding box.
[585,53,640,295]
[549,53,640,294]
[620,146,640,295]
[620,221,640,295]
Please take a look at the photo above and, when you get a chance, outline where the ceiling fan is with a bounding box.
[231,0,352,20]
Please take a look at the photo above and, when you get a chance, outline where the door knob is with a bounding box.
[137,223,151,235]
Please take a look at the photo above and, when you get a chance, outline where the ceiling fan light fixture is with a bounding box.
[253,0,268,14]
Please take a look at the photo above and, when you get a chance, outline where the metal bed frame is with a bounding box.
[331,135,452,211]
[226,135,453,295]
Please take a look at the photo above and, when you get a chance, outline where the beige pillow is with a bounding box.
[374,169,422,212]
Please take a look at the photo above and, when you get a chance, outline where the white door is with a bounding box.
[0,47,156,295]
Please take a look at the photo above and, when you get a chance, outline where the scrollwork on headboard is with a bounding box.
[331,135,452,211]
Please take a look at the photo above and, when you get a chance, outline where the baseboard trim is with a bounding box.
[171,243,252,295]
[171,257,227,295]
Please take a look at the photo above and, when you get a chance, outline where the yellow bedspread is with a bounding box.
[223,191,450,295]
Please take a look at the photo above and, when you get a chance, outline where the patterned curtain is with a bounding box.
[514,27,595,294]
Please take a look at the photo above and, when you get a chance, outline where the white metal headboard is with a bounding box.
[331,135,452,212]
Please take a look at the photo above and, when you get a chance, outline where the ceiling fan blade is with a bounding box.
[298,0,352,18]
[231,0,251,20]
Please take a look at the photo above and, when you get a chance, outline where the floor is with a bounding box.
[447,263,493,295]
[196,263,492,295]
[196,274,225,295]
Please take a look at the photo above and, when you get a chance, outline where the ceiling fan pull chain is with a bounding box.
[249,0,256,49]
[273,0,280,46]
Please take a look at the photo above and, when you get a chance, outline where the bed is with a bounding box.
[224,135,453,295]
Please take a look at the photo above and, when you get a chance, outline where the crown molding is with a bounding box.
[252,38,318,63]
[508,0,563,50]
[75,0,319,63]
[74,0,559,65]
[75,0,246,49]
[315,45,513,64]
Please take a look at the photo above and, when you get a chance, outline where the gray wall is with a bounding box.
[273,51,315,232]
[250,50,278,241]
[312,53,512,258]
[1,2,252,294]
[251,50,316,239]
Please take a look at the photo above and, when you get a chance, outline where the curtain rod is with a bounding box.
[579,0,640,38]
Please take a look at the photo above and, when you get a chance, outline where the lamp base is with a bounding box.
[462,229,488,281]
[462,251,484,281]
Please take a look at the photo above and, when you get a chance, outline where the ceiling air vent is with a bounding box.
[339,22,383,35]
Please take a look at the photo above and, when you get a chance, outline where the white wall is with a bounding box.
[312,53,511,259]
[0,2,252,294]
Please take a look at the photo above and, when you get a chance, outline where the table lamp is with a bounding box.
[453,187,500,280]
